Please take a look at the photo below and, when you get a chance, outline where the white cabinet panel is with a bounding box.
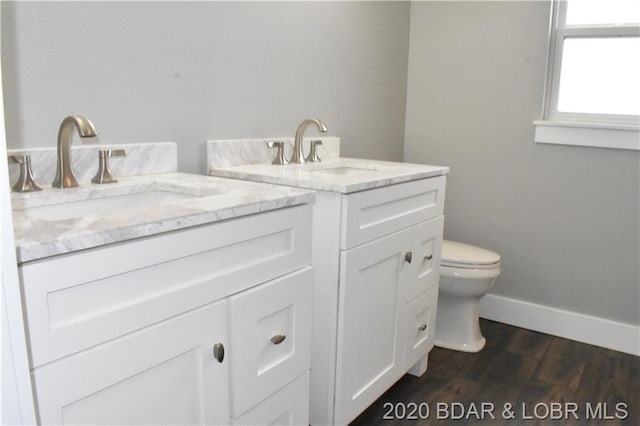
[228,267,313,417]
[334,229,413,424]
[32,301,229,425]
[231,372,310,426]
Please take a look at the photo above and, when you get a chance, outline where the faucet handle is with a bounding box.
[267,141,289,165]
[9,154,42,193]
[92,149,126,184]
[305,140,323,163]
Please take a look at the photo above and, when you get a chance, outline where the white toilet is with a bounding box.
[435,240,501,352]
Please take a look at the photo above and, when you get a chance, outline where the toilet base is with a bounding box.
[434,295,487,353]
[434,336,486,353]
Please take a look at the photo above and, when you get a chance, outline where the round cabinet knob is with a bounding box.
[270,334,287,345]
[418,324,427,332]
[213,343,225,363]
[405,252,413,263]
[424,254,433,261]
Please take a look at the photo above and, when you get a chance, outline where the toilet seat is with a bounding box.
[441,240,500,270]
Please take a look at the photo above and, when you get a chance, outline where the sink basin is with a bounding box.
[309,166,382,176]
[21,190,197,221]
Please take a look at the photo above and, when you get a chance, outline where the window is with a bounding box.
[535,0,640,150]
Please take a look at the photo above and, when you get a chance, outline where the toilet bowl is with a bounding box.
[434,240,501,353]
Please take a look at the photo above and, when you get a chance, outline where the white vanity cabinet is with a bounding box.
[313,176,445,425]
[19,205,313,425]
[207,147,449,425]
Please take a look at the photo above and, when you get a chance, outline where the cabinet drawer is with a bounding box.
[340,176,446,249]
[22,204,311,368]
[231,372,310,425]
[228,267,312,417]
[406,216,444,302]
[404,285,438,370]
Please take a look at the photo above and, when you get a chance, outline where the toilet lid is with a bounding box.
[441,240,500,268]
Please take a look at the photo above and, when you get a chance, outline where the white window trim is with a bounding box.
[534,120,639,150]
[534,0,640,151]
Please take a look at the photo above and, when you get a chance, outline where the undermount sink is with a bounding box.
[19,189,197,221]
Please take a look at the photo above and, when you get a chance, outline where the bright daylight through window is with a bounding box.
[535,0,640,150]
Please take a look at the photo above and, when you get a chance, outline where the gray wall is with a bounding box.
[405,1,640,325]
[1,1,410,174]
[3,1,638,328]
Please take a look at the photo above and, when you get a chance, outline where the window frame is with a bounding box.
[535,0,640,150]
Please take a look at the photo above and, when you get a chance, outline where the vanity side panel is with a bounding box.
[307,191,343,426]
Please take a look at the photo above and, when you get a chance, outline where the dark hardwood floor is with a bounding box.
[351,320,639,425]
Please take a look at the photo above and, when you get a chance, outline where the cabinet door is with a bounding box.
[32,301,229,425]
[334,229,413,425]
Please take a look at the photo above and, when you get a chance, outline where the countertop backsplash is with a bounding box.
[207,137,340,169]
[7,142,178,188]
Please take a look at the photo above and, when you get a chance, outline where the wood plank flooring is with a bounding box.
[351,320,639,425]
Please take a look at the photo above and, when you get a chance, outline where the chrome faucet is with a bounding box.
[52,115,97,188]
[290,118,327,164]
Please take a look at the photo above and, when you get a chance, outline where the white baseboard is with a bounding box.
[479,294,640,356]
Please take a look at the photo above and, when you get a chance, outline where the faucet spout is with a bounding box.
[290,118,327,164]
[52,115,97,188]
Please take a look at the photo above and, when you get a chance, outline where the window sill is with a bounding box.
[534,121,639,151]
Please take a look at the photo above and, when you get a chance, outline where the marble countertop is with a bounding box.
[209,157,449,194]
[12,173,315,263]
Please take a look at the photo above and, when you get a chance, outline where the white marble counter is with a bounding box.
[12,173,315,263]
[210,157,449,194]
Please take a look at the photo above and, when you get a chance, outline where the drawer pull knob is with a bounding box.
[424,254,433,261]
[213,343,225,363]
[418,324,427,332]
[405,252,413,263]
[270,334,287,345]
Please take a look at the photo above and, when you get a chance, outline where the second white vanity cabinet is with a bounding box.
[19,204,313,425]
[331,176,445,424]
[208,149,449,426]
